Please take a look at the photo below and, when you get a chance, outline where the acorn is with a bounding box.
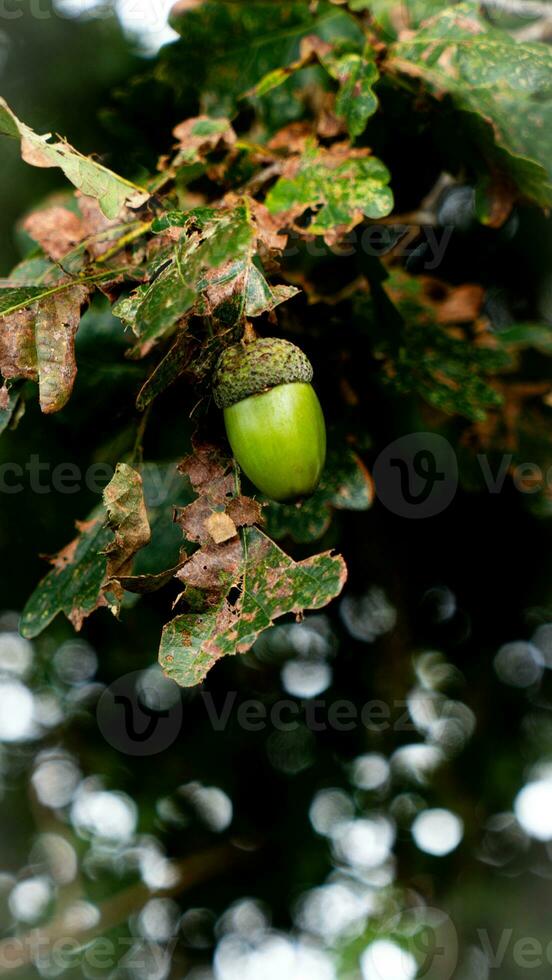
[212,337,326,502]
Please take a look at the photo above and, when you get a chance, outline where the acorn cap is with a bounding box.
[212,337,314,409]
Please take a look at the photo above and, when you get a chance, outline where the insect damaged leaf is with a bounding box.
[265,141,393,243]
[174,444,262,592]
[124,202,256,357]
[160,526,348,687]
[389,2,552,207]
[20,464,153,637]
[158,444,347,686]
[0,99,150,219]
[103,463,152,609]
[0,283,90,413]
[20,512,112,638]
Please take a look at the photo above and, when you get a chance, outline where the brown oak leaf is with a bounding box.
[24,206,85,261]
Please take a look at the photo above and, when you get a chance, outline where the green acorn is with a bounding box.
[213,337,326,502]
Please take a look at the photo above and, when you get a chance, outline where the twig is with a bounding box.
[0,844,243,976]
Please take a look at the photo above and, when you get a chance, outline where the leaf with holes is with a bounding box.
[265,142,393,243]
[0,98,149,219]
[159,527,347,687]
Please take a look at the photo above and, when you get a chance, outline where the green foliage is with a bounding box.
[359,271,510,422]
[390,2,552,206]
[265,142,393,239]
[246,35,380,138]
[166,0,363,128]
[3,1,552,691]
[20,509,111,638]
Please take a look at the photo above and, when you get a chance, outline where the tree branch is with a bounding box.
[0,844,244,976]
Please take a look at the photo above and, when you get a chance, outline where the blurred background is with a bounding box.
[2,3,552,980]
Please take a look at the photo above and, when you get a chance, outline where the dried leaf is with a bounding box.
[0,308,38,383]
[172,115,236,164]
[35,284,90,413]
[23,206,85,261]
[103,463,152,609]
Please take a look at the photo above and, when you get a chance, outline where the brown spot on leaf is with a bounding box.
[205,511,238,544]
[0,307,38,383]
[267,122,313,155]
[177,538,243,590]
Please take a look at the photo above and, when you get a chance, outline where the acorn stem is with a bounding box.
[242,321,258,345]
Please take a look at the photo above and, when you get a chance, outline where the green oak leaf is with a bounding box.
[265,142,393,241]
[246,37,380,139]
[327,47,379,138]
[349,0,446,38]
[167,1,363,130]
[389,2,552,206]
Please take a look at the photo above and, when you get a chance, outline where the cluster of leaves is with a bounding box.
[2,0,552,683]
